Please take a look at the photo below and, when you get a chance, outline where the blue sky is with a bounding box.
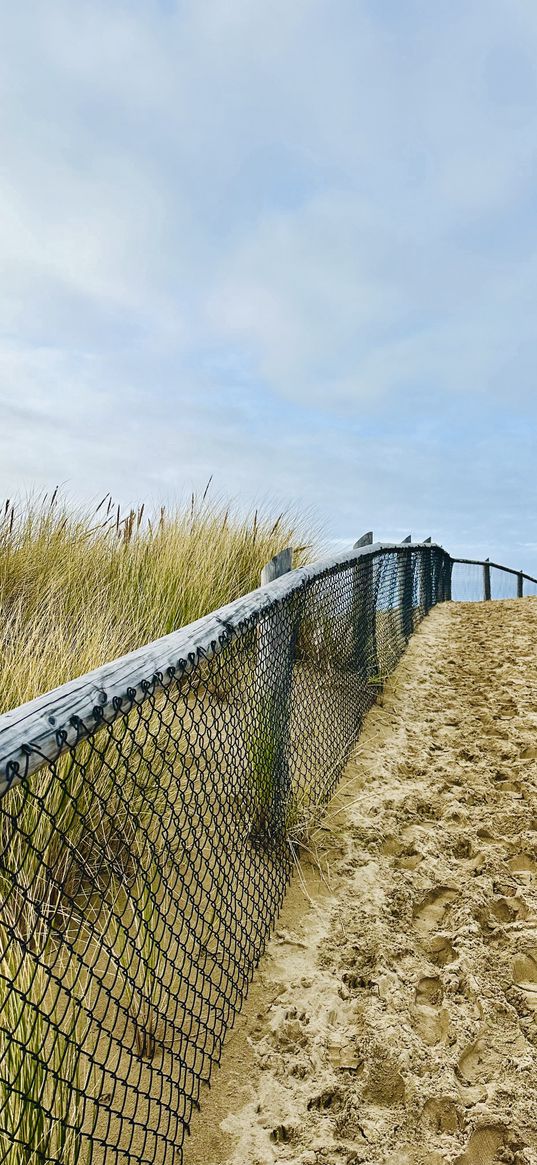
[1,0,537,568]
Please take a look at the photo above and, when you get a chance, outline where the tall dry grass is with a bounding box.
[0,487,313,712]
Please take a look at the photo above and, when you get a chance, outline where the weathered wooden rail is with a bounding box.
[0,539,440,794]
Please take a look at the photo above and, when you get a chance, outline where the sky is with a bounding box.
[1,0,537,569]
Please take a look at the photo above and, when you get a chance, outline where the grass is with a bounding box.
[0,486,313,712]
[0,486,315,1160]
[0,923,87,1165]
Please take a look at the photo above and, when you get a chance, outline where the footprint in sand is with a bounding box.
[492,773,522,793]
[380,836,423,868]
[396,850,423,871]
[428,934,456,966]
[412,977,450,1046]
[481,723,509,741]
[413,887,458,938]
[512,950,537,1010]
[476,827,497,843]
[477,895,529,934]
[362,1053,406,1105]
[451,836,473,860]
[421,1095,462,1134]
[457,1034,500,1085]
[490,895,527,922]
[508,854,537,881]
[380,835,405,856]
[455,1124,526,1165]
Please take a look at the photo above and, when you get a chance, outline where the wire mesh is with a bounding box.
[489,566,518,600]
[451,560,537,602]
[450,561,485,601]
[0,545,450,1164]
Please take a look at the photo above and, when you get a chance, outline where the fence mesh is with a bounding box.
[0,545,450,1164]
[451,560,537,601]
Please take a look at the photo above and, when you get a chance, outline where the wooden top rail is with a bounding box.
[451,559,537,585]
[0,541,445,793]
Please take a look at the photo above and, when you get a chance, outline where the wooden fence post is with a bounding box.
[260,547,293,587]
[420,538,432,615]
[444,555,453,601]
[354,532,373,548]
[398,536,413,640]
[352,532,377,678]
[437,553,445,602]
[483,559,491,601]
[518,572,524,598]
[255,548,295,839]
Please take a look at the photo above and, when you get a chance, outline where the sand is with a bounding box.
[184,599,537,1165]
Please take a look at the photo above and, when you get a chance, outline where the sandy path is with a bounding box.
[185,599,537,1165]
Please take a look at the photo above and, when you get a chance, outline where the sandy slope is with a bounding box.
[185,599,537,1165]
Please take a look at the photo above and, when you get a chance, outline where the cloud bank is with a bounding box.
[1,0,536,567]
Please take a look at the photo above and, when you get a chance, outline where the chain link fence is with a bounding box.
[0,541,455,1163]
[450,558,537,602]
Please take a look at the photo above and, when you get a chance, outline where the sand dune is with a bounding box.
[185,599,537,1165]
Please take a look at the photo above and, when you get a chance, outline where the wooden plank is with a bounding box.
[444,555,453,601]
[254,600,297,841]
[260,547,292,586]
[398,538,413,639]
[255,547,296,838]
[436,550,451,603]
[420,548,433,614]
[0,540,446,793]
[351,539,378,679]
[436,550,444,602]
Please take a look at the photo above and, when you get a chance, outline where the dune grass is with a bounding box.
[0,487,313,713]
[0,922,88,1165]
[0,487,315,1161]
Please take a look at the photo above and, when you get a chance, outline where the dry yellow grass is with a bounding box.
[0,486,314,712]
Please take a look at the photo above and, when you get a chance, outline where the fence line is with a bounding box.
[450,558,537,602]
[0,540,435,793]
[452,557,537,580]
[0,539,533,1164]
